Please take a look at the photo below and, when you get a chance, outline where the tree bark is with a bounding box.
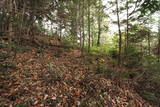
[148,22,151,55]
[125,0,129,55]
[88,0,91,53]
[9,0,13,49]
[116,0,122,66]
[81,0,85,55]
[126,0,129,46]
[97,0,101,46]
[158,16,160,62]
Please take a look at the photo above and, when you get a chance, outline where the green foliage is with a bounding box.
[107,48,118,65]
[36,24,46,34]
[24,71,32,78]
[96,65,117,79]
[88,42,116,55]
[104,67,117,79]
[108,48,118,59]
[140,0,160,16]
[124,45,143,67]
[0,41,8,49]
[0,53,11,60]
[62,39,73,46]
[137,61,160,105]
[12,44,30,52]
[37,48,46,55]
[15,103,28,107]
[140,91,158,103]
[129,25,150,43]
[116,70,139,79]
[6,63,17,69]
[90,46,108,55]
[143,54,157,65]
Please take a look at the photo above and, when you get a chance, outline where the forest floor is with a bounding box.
[0,36,153,107]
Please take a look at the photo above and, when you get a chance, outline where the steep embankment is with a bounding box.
[0,37,152,106]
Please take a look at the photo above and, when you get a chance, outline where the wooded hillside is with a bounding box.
[0,0,160,106]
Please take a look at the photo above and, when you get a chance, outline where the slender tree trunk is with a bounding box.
[81,0,85,55]
[148,22,151,55]
[158,16,160,62]
[91,31,94,46]
[78,0,82,47]
[88,0,91,53]
[59,21,62,39]
[126,0,129,47]
[97,0,101,46]
[70,0,78,44]
[18,2,25,45]
[158,38,160,62]
[80,26,82,47]
[148,32,151,55]
[9,0,13,49]
[116,0,122,66]
[141,39,143,52]
[125,0,129,56]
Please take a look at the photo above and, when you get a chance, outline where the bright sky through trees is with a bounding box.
[103,0,159,35]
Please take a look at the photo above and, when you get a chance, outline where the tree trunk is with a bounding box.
[126,0,129,47]
[158,16,160,62]
[70,0,78,44]
[78,0,82,47]
[125,0,129,57]
[158,38,160,62]
[81,0,85,55]
[116,0,122,66]
[88,0,91,53]
[148,22,151,55]
[59,21,62,39]
[9,0,13,49]
[97,0,101,46]
[148,32,151,55]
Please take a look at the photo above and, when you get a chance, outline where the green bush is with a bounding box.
[0,41,8,49]
[0,53,11,60]
[12,44,30,52]
[108,48,118,59]
[137,62,160,105]
[96,65,117,79]
[62,39,74,46]
[124,45,143,67]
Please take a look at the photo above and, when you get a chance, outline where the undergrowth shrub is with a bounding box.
[124,45,143,67]
[0,53,11,60]
[0,41,8,49]
[63,39,73,46]
[6,62,17,69]
[115,70,139,80]
[108,48,119,59]
[136,58,160,105]
[107,48,118,66]
[95,65,116,79]
[12,43,30,52]
[90,46,109,55]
